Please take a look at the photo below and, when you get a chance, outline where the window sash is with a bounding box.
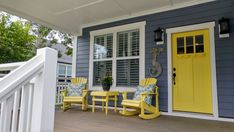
[94,34,113,60]
[117,29,140,57]
[93,61,112,86]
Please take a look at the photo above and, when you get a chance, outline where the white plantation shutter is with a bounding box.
[117,59,139,86]
[90,22,145,89]
[91,25,143,87]
[117,30,139,57]
[116,30,140,86]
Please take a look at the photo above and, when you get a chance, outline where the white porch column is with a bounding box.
[30,48,58,132]
[72,36,78,77]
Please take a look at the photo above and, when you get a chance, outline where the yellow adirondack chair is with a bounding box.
[61,77,89,111]
[119,78,160,119]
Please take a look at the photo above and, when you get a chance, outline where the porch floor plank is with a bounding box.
[54,107,234,132]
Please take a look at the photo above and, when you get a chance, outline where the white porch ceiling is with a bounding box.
[0,0,214,35]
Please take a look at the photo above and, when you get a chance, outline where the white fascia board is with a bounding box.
[79,0,215,36]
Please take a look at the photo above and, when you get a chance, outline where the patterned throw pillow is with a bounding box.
[133,84,155,105]
[67,83,86,96]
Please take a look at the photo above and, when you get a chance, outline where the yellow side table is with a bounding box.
[91,91,119,115]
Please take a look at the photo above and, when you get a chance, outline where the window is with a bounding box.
[116,30,140,86]
[195,35,204,53]
[117,30,139,57]
[58,64,66,77]
[89,22,145,89]
[176,34,205,55]
[94,34,113,59]
[177,37,184,54]
[117,59,139,86]
[67,66,72,77]
[57,64,72,78]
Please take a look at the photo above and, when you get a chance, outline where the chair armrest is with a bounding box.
[155,86,159,94]
[61,89,67,97]
[82,90,89,98]
[140,92,157,100]
[140,92,158,95]
[121,91,135,100]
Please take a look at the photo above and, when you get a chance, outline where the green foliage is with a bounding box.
[0,12,73,64]
[101,76,113,85]
[0,15,36,63]
[31,23,73,57]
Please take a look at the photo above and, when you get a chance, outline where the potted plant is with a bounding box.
[101,76,113,91]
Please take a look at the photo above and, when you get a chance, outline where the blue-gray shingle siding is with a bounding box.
[76,0,234,118]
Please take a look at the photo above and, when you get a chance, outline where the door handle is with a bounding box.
[173,68,176,85]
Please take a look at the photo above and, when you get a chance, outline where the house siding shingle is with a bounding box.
[76,0,234,118]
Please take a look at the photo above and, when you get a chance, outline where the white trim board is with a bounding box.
[161,112,234,123]
[85,105,234,123]
[89,21,146,91]
[72,36,78,78]
[78,0,216,36]
[166,22,218,118]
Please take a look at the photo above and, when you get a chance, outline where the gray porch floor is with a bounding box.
[54,107,234,132]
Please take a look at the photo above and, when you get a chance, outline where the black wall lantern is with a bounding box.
[219,17,230,38]
[154,28,164,45]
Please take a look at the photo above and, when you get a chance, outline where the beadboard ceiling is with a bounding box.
[0,0,214,35]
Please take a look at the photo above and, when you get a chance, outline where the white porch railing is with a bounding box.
[56,82,69,105]
[0,48,57,132]
[0,62,26,81]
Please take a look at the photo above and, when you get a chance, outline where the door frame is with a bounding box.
[166,22,218,118]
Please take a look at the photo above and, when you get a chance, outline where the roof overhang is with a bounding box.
[0,0,215,36]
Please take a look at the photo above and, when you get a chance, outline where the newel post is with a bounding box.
[30,48,57,132]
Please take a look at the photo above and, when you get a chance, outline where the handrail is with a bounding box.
[0,62,25,71]
[0,47,58,132]
[0,56,44,100]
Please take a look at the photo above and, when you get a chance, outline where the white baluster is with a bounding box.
[18,83,30,132]
[5,96,14,132]
[0,96,14,132]
[26,84,34,132]
[11,90,20,132]
[0,100,7,132]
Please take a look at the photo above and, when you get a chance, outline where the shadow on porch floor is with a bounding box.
[54,106,234,132]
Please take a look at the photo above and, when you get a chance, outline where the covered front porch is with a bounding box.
[54,107,234,132]
[1,0,234,132]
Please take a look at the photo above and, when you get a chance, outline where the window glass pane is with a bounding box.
[117,59,139,86]
[186,36,194,54]
[58,65,66,77]
[67,66,72,77]
[94,34,113,59]
[117,30,139,57]
[93,61,112,86]
[177,37,184,54]
[195,35,204,53]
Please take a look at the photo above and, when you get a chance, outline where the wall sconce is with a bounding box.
[154,28,164,45]
[219,17,230,38]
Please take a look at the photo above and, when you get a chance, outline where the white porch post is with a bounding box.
[72,36,78,77]
[30,48,58,132]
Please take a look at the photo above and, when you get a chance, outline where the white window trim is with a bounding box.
[89,21,146,91]
[166,22,219,119]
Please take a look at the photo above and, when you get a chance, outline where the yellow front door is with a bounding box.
[172,29,213,114]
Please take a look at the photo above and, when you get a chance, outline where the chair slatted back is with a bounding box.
[71,77,87,85]
[140,78,157,87]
